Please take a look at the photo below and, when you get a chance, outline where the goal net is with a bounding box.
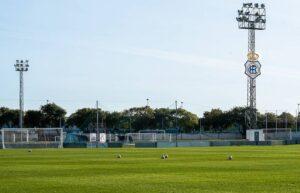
[1,128,63,149]
[263,128,292,140]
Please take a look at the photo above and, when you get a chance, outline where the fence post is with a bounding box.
[26,129,29,143]
[60,128,63,148]
[1,129,5,149]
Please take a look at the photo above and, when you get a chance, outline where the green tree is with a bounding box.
[123,106,156,131]
[67,108,108,132]
[277,112,295,128]
[225,106,249,134]
[24,110,43,128]
[67,108,96,131]
[41,103,66,127]
[257,112,277,129]
[154,108,173,129]
[0,107,19,128]
[105,111,122,129]
[176,108,198,132]
[202,106,252,135]
[203,109,225,132]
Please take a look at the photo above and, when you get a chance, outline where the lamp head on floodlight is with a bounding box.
[237,3,266,30]
[243,3,253,7]
[15,60,29,71]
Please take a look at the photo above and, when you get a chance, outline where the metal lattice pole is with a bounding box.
[236,3,266,130]
[96,100,99,147]
[248,29,255,109]
[15,60,29,129]
[19,71,24,128]
[175,100,178,147]
[247,29,258,130]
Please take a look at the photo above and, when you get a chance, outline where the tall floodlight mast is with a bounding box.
[14,60,29,128]
[236,3,266,130]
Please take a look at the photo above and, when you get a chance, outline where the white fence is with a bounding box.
[104,132,244,143]
[263,128,292,140]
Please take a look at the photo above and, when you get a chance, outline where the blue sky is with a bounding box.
[1,0,300,116]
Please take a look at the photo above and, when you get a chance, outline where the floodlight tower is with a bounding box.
[14,60,29,128]
[236,3,266,130]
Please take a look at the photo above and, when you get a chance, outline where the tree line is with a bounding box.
[0,104,297,134]
[203,107,296,134]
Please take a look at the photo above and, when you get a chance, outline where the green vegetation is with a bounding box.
[0,103,66,128]
[0,146,300,193]
[1,104,297,134]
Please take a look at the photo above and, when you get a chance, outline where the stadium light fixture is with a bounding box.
[243,3,253,7]
[236,3,266,130]
[14,60,29,128]
[237,3,266,30]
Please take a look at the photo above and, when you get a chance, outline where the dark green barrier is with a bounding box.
[178,141,210,147]
[107,142,123,148]
[230,141,256,146]
[270,140,284,145]
[284,140,297,145]
[256,141,271,145]
[210,141,231,146]
[135,142,157,148]
[63,143,87,148]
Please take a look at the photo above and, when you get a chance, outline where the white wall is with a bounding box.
[246,129,265,141]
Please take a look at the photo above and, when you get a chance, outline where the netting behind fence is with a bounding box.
[105,133,173,143]
[263,128,292,140]
[103,132,245,143]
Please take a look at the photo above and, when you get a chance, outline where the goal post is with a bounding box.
[1,129,4,149]
[1,128,63,149]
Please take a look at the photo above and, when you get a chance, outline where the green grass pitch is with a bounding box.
[0,145,300,193]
